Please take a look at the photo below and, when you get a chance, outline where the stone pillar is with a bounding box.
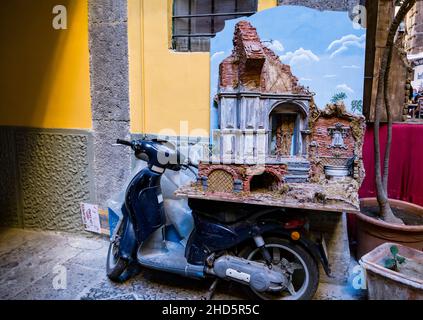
[88,0,132,205]
[408,0,423,55]
[415,0,423,54]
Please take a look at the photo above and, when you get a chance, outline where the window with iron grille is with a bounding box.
[172,0,258,52]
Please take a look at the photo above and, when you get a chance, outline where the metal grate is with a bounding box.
[208,169,234,192]
[172,0,258,52]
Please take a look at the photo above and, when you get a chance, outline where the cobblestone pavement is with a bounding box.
[0,228,367,300]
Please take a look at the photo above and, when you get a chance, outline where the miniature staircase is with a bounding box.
[284,161,310,183]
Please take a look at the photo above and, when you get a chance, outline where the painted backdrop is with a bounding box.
[210,5,366,131]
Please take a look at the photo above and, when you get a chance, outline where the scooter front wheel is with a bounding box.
[106,222,129,282]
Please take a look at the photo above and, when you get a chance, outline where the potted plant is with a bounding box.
[356,0,423,258]
[360,243,423,300]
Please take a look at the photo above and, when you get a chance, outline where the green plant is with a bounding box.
[351,100,363,113]
[330,92,347,104]
[384,245,406,271]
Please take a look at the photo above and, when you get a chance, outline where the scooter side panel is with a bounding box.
[185,214,244,265]
[125,168,166,242]
[133,186,165,241]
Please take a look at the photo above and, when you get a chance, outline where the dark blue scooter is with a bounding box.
[107,138,330,300]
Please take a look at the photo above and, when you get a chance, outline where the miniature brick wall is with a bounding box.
[219,56,239,88]
[219,21,306,94]
[308,102,366,183]
[199,163,288,192]
[236,21,265,88]
[199,164,240,181]
[311,117,355,158]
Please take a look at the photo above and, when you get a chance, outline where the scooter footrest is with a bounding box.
[137,241,204,278]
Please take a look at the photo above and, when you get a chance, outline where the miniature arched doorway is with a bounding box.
[250,172,280,192]
[207,169,234,193]
[269,103,306,157]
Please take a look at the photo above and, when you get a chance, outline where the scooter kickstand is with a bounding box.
[161,226,167,249]
[204,278,219,300]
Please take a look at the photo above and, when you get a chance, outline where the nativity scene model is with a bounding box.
[177,21,366,213]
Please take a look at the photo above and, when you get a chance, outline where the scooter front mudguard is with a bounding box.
[118,207,138,260]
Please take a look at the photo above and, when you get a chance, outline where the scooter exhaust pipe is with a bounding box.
[207,255,289,292]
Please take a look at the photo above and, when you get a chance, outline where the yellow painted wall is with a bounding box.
[258,0,277,11]
[129,0,277,135]
[0,0,92,129]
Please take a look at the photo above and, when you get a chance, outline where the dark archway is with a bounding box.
[250,172,280,192]
[268,102,306,157]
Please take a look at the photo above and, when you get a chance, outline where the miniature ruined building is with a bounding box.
[183,21,366,212]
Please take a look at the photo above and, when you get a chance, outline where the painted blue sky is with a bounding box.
[210,5,366,129]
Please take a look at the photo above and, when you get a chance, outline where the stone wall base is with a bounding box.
[0,126,94,232]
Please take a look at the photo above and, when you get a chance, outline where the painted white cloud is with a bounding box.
[279,48,320,66]
[300,77,312,81]
[211,51,225,61]
[336,84,354,94]
[264,40,285,53]
[327,34,365,59]
[324,74,337,78]
[342,65,361,69]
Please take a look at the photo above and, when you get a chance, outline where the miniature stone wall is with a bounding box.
[311,118,355,159]
[220,21,307,94]
[308,103,366,184]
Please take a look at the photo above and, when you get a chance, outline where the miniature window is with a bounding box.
[207,169,234,192]
[172,0,258,52]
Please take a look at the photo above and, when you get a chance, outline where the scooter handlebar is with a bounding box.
[116,139,132,147]
[116,138,196,172]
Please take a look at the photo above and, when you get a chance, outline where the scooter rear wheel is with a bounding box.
[106,223,129,282]
[239,237,319,300]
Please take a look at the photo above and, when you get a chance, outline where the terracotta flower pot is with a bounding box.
[356,198,423,258]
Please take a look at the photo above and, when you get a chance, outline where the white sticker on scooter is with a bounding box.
[151,165,165,173]
[157,194,163,203]
[226,268,250,283]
